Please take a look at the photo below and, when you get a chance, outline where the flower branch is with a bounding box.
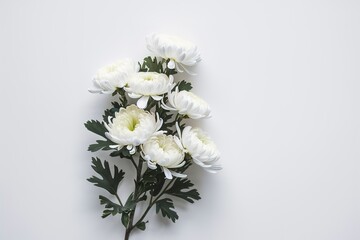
[85,33,221,240]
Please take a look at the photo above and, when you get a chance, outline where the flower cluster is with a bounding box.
[85,33,221,240]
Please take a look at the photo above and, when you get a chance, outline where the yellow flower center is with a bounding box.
[144,74,154,81]
[127,117,140,131]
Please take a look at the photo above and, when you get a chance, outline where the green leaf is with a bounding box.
[102,109,113,123]
[109,150,121,157]
[109,147,133,159]
[165,178,201,203]
[151,172,166,196]
[99,195,122,218]
[116,88,128,106]
[137,194,147,202]
[84,120,108,138]
[88,140,113,152]
[138,169,157,194]
[121,213,130,227]
[139,56,163,73]
[87,157,125,195]
[136,221,147,231]
[155,103,174,133]
[155,198,178,223]
[175,80,192,91]
[102,100,123,124]
[120,194,136,227]
[140,168,166,196]
[123,193,136,212]
[145,98,157,111]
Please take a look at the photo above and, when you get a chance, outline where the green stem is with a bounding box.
[124,228,131,240]
[130,158,137,169]
[145,98,157,111]
[124,158,143,239]
[174,113,180,123]
[115,193,123,207]
[172,113,184,128]
[136,159,143,183]
[133,178,175,228]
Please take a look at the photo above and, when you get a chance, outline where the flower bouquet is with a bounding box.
[85,33,221,240]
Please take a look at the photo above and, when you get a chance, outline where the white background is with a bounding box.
[1,0,359,239]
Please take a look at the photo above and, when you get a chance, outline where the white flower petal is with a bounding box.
[89,59,137,94]
[147,160,157,170]
[105,105,163,148]
[137,95,150,109]
[162,167,173,179]
[151,95,163,101]
[161,103,176,111]
[142,133,185,172]
[88,88,103,94]
[109,145,120,149]
[204,164,223,173]
[146,33,201,70]
[165,89,211,119]
[180,126,221,173]
[126,72,172,101]
[173,136,184,151]
[127,92,142,99]
[193,158,212,168]
[167,59,176,69]
[170,170,187,178]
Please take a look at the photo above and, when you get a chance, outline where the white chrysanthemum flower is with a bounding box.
[141,134,186,179]
[89,59,137,94]
[146,33,201,73]
[125,72,174,109]
[104,105,163,154]
[162,87,211,119]
[177,124,221,173]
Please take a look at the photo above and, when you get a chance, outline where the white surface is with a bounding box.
[1,0,359,239]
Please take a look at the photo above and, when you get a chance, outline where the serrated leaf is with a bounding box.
[109,150,121,157]
[136,221,147,231]
[87,157,125,195]
[155,198,178,223]
[165,178,201,203]
[109,147,132,159]
[88,140,113,152]
[140,168,166,196]
[175,80,192,91]
[111,101,121,109]
[102,109,113,123]
[139,194,147,202]
[84,120,108,138]
[139,56,163,73]
[116,89,128,106]
[103,100,122,124]
[99,195,122,218]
